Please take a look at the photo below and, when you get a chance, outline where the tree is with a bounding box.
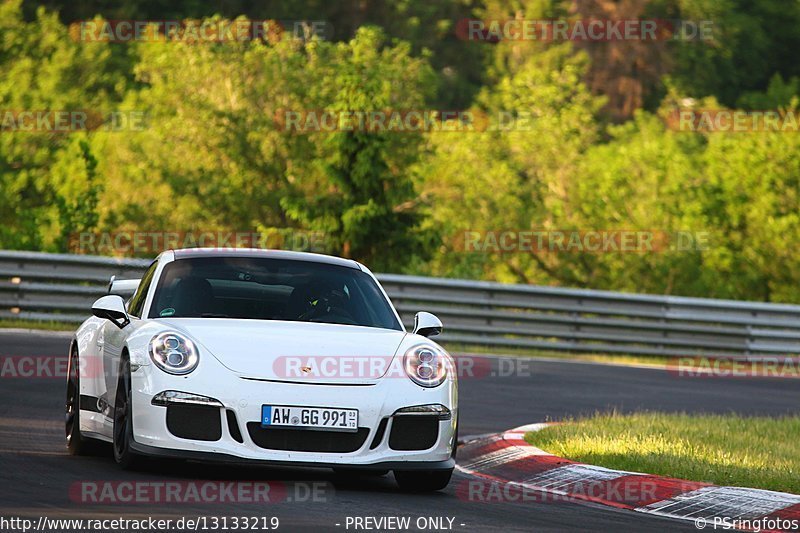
[281,27,438,270]
[418,43,605,283]
[25,0,486,109]
[696,100,800,302]
[97,23,436,268]
[0,1,129,250]
[663,0,800,108]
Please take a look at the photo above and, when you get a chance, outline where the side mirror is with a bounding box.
[412,311,443,338]
[92,295,130,329]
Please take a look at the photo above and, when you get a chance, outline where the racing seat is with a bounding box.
[284,284,315,321]
[171,277,215,317]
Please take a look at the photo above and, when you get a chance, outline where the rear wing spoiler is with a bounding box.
[108,275,140,298]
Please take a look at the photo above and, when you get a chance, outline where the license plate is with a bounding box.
[261,405,358,432]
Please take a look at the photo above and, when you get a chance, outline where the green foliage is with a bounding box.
[282,27,438,270]
[419,43,605,283]
[3,0,800,302]
[24,0,486,109]
[423,92,800,302]
[91,22,435,270]
[662,0,800,107]
[737,74,800,110]
[697,113,800,302]
[0,1,128,250]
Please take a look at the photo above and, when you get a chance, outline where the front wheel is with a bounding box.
[394,469,453,492]
[112,356,140,469]
[66,347,88,455]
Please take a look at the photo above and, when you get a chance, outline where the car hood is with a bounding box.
[157,318,408,384]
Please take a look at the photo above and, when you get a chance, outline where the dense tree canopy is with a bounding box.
[3,0,800,301]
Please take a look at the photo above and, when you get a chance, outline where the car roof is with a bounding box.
[170,248,361,270]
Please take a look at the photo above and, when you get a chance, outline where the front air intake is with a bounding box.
[388,416,439,451]
[226,409,244,443]
[166,404,222,441]
[246,423,369,453]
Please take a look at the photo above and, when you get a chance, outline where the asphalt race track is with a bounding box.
[2,330,799,532]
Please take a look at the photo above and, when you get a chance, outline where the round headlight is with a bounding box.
[149,332,199,375]
[404,344,449,387]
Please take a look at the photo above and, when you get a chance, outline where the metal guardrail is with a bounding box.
[2,250,799,358]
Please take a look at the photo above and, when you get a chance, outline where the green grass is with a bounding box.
[445,343,671,367]
[0,318,75,331]
[525,412,800,494]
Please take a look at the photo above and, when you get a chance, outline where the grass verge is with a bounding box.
[446,344,799,378]
[525,412,800,494]
[0,318,75,331]
[445,343,670,367]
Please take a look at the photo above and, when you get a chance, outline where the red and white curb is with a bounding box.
[456,424,800,532]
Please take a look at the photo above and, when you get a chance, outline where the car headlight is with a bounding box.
[404,344,449,387]
[149,332,199,375]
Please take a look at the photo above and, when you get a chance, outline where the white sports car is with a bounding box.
[66,248,457,491]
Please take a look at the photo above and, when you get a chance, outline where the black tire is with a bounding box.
[394,469,453,492]
[452,420,459,460]
[112,355,141,469]
[66,346,89,455]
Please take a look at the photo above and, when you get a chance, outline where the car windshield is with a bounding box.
[148,257,402,330]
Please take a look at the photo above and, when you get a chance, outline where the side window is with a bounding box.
[127,261,158,318]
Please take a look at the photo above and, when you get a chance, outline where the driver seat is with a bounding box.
[284,284,315,320]
[171,277,215,317]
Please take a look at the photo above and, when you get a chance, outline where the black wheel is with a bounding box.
[112,355,140,469]
[394,469,453,492]
[66,346,88,455]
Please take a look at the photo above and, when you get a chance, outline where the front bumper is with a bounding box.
[128,354,457,468]
[129,440,455,471]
